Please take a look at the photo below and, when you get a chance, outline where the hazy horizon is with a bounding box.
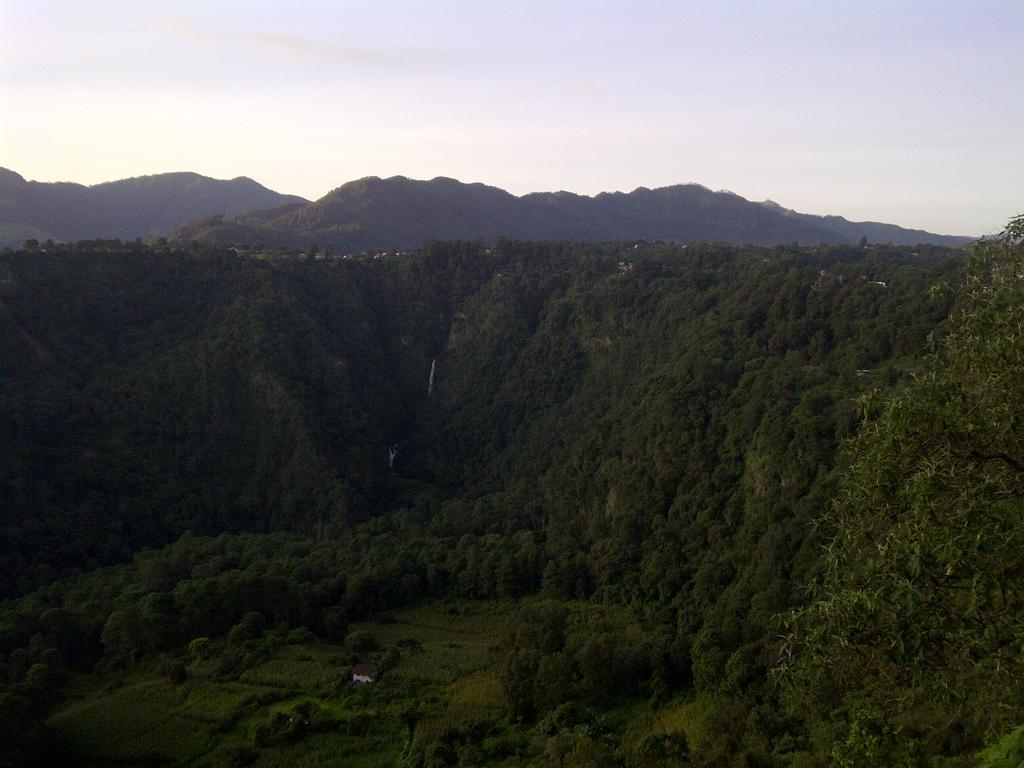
[3,0,1021,236]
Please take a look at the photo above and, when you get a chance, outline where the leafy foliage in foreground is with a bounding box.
[780,217,1024,760]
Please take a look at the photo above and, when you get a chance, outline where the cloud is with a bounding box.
[154,14,416,70]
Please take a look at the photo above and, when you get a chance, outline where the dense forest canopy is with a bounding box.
[1,227,1021,768]
[0,238,955,597]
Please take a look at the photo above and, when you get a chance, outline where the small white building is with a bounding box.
[352,663,379,685]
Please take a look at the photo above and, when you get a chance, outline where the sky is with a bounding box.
[1,0,1021,235]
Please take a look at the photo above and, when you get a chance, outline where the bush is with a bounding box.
[345,630,378,655]
[286,627,314,644]
[977,725,1024,768]
[160,658,188,684]
[188,637,212,661]
[228,746,259,767]
[227,613,265,647]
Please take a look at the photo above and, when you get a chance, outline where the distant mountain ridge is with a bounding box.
[0,168,307,246]
[0,168,971,248]
[756,199,967,248]
[178,175,972,248]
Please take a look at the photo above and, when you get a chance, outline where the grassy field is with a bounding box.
[45,599,675,767]
[49,679,214,763]
[45,601,513,767]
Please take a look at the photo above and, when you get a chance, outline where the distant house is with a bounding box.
[352,663,379,685]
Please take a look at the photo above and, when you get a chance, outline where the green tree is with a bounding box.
[100,610,140,665]
[779,216,1024,757]
[345,629,378,655]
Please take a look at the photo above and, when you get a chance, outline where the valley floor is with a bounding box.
[46,600,702,768]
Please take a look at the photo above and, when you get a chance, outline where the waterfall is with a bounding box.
[388,444,398,471]
[427,358,436,396]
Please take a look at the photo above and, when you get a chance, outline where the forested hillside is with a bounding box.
[0,239,953,597]
[1,230,1021,768]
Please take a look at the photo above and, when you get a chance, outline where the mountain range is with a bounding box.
[1,167,971,249]
[0,168,306,246]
